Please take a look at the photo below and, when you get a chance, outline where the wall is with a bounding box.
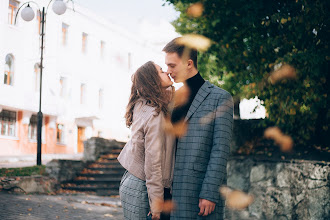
[226,157,330,220]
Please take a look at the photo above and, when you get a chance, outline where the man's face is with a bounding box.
[165,52,188,83]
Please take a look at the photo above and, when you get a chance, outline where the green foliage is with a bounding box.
[0,166,46,177]
[166,0,329,147]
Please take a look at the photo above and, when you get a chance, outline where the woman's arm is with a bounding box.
[144,112,165,215]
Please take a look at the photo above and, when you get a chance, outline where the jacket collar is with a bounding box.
[185,81,212,121]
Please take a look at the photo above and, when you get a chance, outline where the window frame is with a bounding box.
[0,110,17,138]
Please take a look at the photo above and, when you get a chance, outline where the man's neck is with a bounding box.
[185,69,199,81]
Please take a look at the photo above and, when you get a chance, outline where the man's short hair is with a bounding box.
[162,37,198,68]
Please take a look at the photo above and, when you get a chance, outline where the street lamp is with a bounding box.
[15,0,72,165]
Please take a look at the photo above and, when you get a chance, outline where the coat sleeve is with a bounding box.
[144,112,164,214]
[199,91,233,203]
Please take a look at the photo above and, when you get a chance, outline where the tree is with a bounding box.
[165,0,329,148]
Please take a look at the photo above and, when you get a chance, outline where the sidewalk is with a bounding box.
[0,191,123,219]
[0,154,83,168]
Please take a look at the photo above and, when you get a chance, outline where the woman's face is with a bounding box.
[155,64,173,88]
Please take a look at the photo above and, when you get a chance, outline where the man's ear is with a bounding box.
[187,59,194,69]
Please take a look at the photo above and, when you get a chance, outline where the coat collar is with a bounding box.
[185,81,212,121]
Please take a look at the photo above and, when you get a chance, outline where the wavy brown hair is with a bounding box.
[125,61,172,128]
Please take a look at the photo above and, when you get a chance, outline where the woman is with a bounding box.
[118,61,175,220]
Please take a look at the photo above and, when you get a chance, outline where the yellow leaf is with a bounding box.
[176,34,211,52]
[187,2,204,18]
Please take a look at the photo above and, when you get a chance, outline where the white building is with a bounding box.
[0,0,167,156]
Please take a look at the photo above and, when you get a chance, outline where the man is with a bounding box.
[163,38,233,219]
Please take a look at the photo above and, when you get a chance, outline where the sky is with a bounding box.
[74,0,180,43]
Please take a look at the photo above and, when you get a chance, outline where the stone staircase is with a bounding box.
[61,145,125,196]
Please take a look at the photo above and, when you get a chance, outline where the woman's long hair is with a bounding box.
[125,61,172,128]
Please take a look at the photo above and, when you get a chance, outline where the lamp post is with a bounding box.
[15,0,70,166]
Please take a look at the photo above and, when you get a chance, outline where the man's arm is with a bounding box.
[199,91,234,203]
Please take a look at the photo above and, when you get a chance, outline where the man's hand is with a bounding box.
[198,199,216,216]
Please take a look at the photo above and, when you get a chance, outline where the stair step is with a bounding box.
[96,189,119,196]
[62,185,119,191]
[70,179,121,184]
[88,164,123,169]
[87,167,125,171]
[100,154,121,159]
[79,172,125,177]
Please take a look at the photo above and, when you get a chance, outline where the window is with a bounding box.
[82,32,88,53]
[99,89,104,109]
[56,124,65,144]
[4,54,14,85]
[80,83,86,104]
[34,63,40,92]
[8,0,19,25]
[28,115,37,140]
[62,23,69,46]
[100,41,105,58]
[0,110,16,137]
[59,77,67,97]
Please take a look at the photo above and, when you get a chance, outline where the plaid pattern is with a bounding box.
[171,81,233,220]
[119,171,150,220]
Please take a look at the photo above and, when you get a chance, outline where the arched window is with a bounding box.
[4,54,14,85]
[34,63,40,91]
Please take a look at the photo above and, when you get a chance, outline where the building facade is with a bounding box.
[0,0,166,156]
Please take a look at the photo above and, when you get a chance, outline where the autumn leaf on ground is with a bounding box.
[27,208,32,211]
[269,64,297,84]
[187,2,204,18]
[264,127,294,152]
[219,186,254,210]
[176,34,211,52]
[164,118,187,138]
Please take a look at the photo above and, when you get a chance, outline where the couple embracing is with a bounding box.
[118,37,234,220]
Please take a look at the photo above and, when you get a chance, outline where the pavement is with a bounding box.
[0,154,84,168]
[0,191,124,220]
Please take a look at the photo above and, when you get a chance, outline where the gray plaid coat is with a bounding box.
[171,81,233,219]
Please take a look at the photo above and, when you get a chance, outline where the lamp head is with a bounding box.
[21,4,35,21]
[52,0,67,15]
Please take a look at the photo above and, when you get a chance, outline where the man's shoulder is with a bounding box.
[206,81,232,98]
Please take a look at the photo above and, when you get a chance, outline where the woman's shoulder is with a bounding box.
[134,99,159,114]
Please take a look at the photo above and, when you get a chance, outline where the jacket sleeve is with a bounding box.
[144,112,164,214]
[199,91,234,203]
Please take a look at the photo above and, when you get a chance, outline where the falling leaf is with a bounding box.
[187,2,204,17]
[219,186,254,210]
[176,34,211,52]
[199,99,233,125]
[269,64,297,84]
[264,127,294,152]
[281,18,288,24]
[164,118,187,138]
[173,85,190,107]
[152,199,176,214]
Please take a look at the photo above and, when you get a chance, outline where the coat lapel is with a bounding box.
[185,81,212,121]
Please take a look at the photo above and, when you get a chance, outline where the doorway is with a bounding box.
[77,126,85,153]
